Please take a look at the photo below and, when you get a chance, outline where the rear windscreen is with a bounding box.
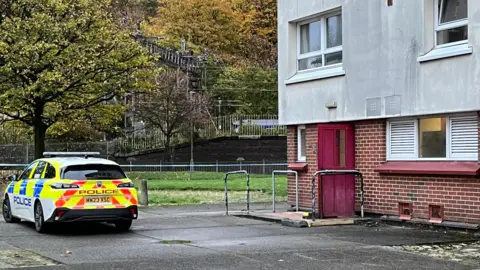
[62,164,126,180]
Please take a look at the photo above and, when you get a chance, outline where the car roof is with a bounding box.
[37,157,120,168]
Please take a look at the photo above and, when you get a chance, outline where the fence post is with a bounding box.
[262,159,266,175]
[139,179,148,206]
[159,160,162,172]
[216,160,219,173]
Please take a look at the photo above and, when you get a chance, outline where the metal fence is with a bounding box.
[0,162,288,175]
[0,115,286,158]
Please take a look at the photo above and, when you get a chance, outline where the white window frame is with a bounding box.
[296,10,343,73]
[387,114,478,161]
[297,125,306,162]
[434,0,468,48]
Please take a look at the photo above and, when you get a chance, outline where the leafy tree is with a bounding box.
[213,64,277,115]
[0,0,154,158]
[235,0,277,68]
[135,69,209,162]
[110,0,159,31]
[144,0,241,56]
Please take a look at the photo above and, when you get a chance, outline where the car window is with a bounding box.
[18,162,37,180]
[33,161,46,179]
[62,164,126,180]
[44,163,57,179]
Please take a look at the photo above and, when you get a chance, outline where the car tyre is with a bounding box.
[3,195,20,223]
[114,220,132,232]
[34,201,48,233]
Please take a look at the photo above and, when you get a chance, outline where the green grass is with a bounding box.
[127,171,288,205]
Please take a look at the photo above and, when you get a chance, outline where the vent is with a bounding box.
[399,202,412,220]
[385,95,401,115]
[366,97,381,117]
[429,205,444,223]
[389,120,416,158]
[450,116,478,159]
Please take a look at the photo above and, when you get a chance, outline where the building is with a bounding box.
[278,0,480,224]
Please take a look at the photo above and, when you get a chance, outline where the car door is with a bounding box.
[25,161,47,220]
[11,162,37,219]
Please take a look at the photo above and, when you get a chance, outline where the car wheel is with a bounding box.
[114,220,132,232]
[2,195,20,223]
[34,201,48,233]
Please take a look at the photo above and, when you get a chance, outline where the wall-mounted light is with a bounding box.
[325,102,337,109]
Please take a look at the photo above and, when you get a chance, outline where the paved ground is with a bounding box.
[1,203,479,270]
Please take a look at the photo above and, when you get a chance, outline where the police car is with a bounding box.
[2,152,138,233]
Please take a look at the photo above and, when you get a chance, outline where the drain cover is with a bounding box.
[159,240,192,244]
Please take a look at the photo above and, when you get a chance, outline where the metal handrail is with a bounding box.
[224,170,250,215]
[271,170,298,213]
[311,169,365,221]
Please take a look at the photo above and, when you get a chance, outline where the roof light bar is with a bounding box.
[43,152,101,158]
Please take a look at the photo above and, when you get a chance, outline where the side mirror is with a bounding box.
[7,174,17,182]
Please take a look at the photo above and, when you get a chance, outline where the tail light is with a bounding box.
[117,182,134,188]
[50,183,79,189]
[130,208,137,218]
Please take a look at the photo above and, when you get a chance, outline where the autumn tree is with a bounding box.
[109,0,158,31]
[135,69,209,161]
[213,64,277,115]
[235,0,277,68]
[0,0,153,158]
[144,0,241,57]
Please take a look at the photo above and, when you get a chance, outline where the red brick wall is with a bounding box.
[287,116,480,224]
[355,119,480,224]
[287,125,318,209]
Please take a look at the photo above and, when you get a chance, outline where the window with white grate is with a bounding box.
[388,120,417,159]
[387,114,478,160]
[449,116,478,159]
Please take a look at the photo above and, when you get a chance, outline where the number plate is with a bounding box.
[85,196,111,205]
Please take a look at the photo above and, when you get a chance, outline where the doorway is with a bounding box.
[317,124,355,218]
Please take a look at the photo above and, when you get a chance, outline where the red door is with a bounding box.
[317,124,355,218]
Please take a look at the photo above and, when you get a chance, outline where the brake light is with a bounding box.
[50,183,79,189]
[117,182,134,188]
[55,210,65,221]
[130,208,137,218]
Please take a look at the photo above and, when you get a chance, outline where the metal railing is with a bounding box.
[0,162,288,173]
[311,170,365,221]
[0,115,286,158]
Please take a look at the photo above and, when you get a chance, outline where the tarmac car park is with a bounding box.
[2,152,138,233]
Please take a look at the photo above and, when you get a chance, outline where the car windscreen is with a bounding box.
[62,164,126,180]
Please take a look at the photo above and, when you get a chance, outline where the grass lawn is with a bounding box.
[127,171,287,206]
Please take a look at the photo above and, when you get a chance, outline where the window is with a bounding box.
[33,161,46,179]
[387,115,478,160]
[435,0,468,47]
[44,163,56,179]
[18,162,37,180]
[297,11,342,71]
[62,164,127,180]
[297,126,306,161]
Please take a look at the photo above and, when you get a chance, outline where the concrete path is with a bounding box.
[0,203,478,270]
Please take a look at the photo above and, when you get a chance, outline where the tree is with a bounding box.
[144,0,241,56]
[0,0,154,158]
[135,69,209,162]
[213,64,277,115]
[109,0,159,31]
[235,0,277,68]
[142,0,278,116]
